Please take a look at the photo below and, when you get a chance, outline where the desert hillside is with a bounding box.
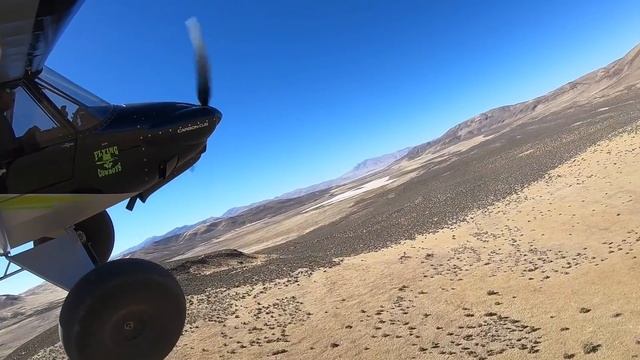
[170,122,640,359]
[408,44,640,159]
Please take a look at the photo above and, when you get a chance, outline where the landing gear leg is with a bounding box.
[59,258,186,360]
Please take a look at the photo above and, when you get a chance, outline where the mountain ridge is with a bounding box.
[406,43,640,159]
[125,42,640,257]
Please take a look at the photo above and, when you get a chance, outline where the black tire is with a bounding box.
[59,258,186,360]
[75,211,114,265]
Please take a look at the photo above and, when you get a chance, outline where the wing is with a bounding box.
[0,0,83,84]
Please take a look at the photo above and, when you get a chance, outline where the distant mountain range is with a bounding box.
[222,146,412,218]
[123,217,220,254]
[123,146,412,254]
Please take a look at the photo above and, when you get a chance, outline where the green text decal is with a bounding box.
[94,146,122,178]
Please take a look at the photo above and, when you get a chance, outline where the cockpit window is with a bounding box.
[41,87,101,130]
[38,67,109,108]
[37,67,111,129]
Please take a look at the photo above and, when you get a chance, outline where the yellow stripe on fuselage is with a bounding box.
[0,194,83,210]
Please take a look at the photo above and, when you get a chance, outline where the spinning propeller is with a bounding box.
[185,17,211,107]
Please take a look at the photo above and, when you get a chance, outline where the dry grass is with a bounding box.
[168,126,640,359]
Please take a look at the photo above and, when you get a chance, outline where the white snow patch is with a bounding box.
[517,149,534,157]
[597,107,609,112]
[305,176,395,212]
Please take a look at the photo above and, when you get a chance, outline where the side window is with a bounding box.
[42,88,100,130]
[1,86,71,153]
[10,87,59,137]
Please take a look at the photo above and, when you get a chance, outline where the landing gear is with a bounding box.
[33,211,115,265]
[11,213,186,358]
[59,258,186,360]
[74,211,114,264]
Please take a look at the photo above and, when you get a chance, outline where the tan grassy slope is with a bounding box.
[0,285,64,359]
[167,123,640,360]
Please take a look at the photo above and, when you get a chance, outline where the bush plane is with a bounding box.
[0,1,221,359]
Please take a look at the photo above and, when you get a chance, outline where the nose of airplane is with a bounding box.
[173,105,222,141]
[210,106,223,128]
[106,102,221,131]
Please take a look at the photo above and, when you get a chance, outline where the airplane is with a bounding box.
[0,1,221,359]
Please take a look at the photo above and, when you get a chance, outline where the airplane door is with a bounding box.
[3,86,76,193]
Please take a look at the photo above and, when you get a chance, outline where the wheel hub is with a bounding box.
[111,309,149,343]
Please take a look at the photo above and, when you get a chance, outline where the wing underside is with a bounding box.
[0,0,83,84]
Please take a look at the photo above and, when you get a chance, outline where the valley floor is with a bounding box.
[158,125,640,359]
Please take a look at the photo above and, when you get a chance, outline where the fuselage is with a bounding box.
[0,68,222,251]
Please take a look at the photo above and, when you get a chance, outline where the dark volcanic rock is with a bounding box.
[169,249,252,274]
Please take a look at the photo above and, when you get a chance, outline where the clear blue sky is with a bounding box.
[1,0,639,294]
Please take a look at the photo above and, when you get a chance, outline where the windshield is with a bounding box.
[38,67,109,107]
[37,67,112,129]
